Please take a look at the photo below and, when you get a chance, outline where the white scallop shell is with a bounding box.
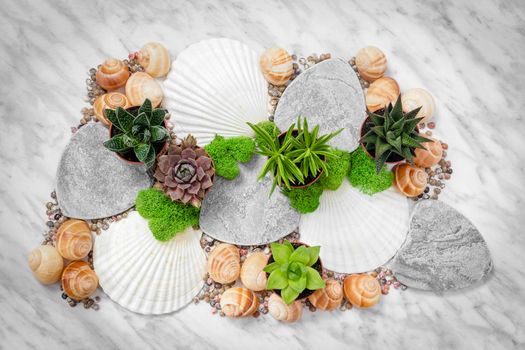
[299,179,409,273]
[163,38,268,146]
[93,211,206,314]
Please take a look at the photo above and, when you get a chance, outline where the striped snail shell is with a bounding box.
[55,219,93,261]
[61,261,98,301]
[95,58,130,90]
[393,163,428,197]
[28,245,64,285]
[343,274,381,308]
[260,48,293,86]
[220,287,259,317]
[207,243,240,284]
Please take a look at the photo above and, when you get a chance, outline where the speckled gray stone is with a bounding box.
[274,58,365,152]
[56,123,152,219]
[199,154,300,245]
[391,200,492,291]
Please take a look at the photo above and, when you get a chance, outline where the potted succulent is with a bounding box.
[264,240,325,305]
[103,98,170,168]
[248,117,342,195]
[360,96,432,173]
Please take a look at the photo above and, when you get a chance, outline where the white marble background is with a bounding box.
[1,0,524,349]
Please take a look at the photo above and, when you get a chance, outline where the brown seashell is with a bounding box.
[401,88,435,123]
[56,219,93,261]
[307,278,343,311]
[61,261,98,300]
[207,243,240,284]
[355,46,387,82]
[125,72,163,107]
[135,42,171,78]
[393,163,428,197]
[28,245,64,285]
[366,77,400,112]
[343,274,381,308]
[414,137,443,168]
[240,252,268,291]
[220,287,259,317]
[95,58,130,91]
[260,48,293,86]
[268,293,303,323]
[93,92,131,125]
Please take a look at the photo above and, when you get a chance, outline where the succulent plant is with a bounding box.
[154,135,215,208]
[103,98,169,168]
[361,96,432,173]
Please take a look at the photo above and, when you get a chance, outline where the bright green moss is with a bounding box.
[135,189,200,242]
[347,148,393,195]
[318,150,351,191]
[284,182,324,214]
[254,121,280,145]
[204,135,255,180]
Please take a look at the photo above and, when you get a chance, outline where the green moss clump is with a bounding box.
[284,182,324,214]
[204,135,256,180]
[347,148,393,195]
[318,150,351,191]
[254,121,280,145]
[135,188,200,242]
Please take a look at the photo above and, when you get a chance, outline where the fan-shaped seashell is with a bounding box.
[393,163,428,197]
[207,243,241,284]
[28,245,64,285]
[240,252,268,291]
[164,38,268,145]
[343,274,381,308]
[366,77,399,112]
[414,137,443,168]
[125,72,163,107]
[307,279,343,311]
[93,93,131,125]
[62,261,98,300]
[260,47,293,86]
[220,287,259,317]
[268,293,303,323]
[94,212,206,314]
[355,46,387,82]
[300,179,409,273]
[55,219,93,261]
[95,58,130,91]
[135,42,171,78]
[401,88,435,123]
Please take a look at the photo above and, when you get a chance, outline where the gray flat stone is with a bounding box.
[199,154,300,245]
[56,123,152,220]
[274,58,365,152]
[390,200,492,291]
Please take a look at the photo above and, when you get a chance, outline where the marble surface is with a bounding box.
[1,0,524,349]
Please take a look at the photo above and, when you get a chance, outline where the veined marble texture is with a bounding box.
[0,0,524,349]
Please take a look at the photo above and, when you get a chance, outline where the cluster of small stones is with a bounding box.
[61,285,101,311]
[348,56,371,89]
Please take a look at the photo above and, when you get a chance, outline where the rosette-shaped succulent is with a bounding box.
[154,135,215,207]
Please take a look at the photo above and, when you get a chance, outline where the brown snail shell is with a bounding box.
[393,163,428,197]
[240,252,268,291]
[343,274,381,308]
[366,77,400,112]
[414,137,443,168]
[307,278,343,311]
[355,46,387,82]
[268,293,303,323]
[28,245,64,285]
[401,88,435,123]
[56,219,93,261]
[125,72,163,107]
[135,42,171,78]
[95,58,130,91]
[93,92,131,125]
[220,287,259,317]
[260,48,293,86]
[61,261,98,300]
[207,243,240,284]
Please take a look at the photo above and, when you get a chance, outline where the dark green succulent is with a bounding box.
[361,96,432,173]
[103,99,169,168]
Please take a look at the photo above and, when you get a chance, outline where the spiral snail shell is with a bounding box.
[95,58,130,91]
[355,46,387,82]
[268,293,303,323]
[207,243,241,284]
[343,274,381,308]
[125,72,163,107]
[414,137,443,168]
[61,261,98,300]
[366,77,400,112]
[401,88,435,123]
[393,163,428,197]
[220,287,259,317]
[28,245,64,285]
[307,278,343,311]
[93,92,131,125]
[260,48,293,86]
[134,42,171,78]
[55,219,93,261]
[240,252,268,292]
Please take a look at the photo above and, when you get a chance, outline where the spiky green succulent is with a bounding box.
[361,96,432,173]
